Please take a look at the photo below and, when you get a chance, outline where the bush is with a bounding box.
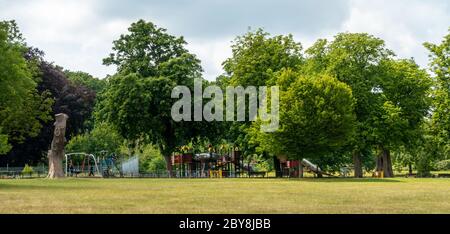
[435,160,450,171]
[122,143,167,172]
[22,164,34,175]
[66,122,124,154]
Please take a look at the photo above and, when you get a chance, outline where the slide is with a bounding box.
[301,159,321,174]
[301,159,336,177]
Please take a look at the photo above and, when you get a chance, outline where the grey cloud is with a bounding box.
[95,0,351,38]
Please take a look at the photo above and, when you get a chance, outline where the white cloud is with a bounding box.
[186,38,233,81]
[341,0,450,68]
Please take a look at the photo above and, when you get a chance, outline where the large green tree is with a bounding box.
[306,33,432,177]
[370,59,432,176]
[0,21,53,155]
[98,20,206,175]
[221,29,304,158]
[306,33,393,177]
[425,29,450,157]
[250,70,356,172]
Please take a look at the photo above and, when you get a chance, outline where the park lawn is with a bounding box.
[0,178,450,214]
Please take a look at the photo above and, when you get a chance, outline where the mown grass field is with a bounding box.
[0,178,449,214]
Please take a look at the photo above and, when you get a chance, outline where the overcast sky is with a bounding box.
[1,0,449,80]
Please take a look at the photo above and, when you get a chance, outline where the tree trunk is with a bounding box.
[164,155,173,178]
[353,151,363,178]
[382,148,394,177]
[408,164,413,176]
[377,146,394,178]
[274,156,282,178]
[47,113,68,179]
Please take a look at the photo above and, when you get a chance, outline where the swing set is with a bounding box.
[64,153,101,177]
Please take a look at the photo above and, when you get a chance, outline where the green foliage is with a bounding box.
[66,122,124,154]
[424,28,450,149]
[221,29,304,158]
[0,128,11,155]
[306,33,395,150]
[369,59,432,148]
[304,33,432,175]
[22,164,34,174]
[224,28,303,87]
[435,160,450,171]
[65,70,106,93]
[251,72,355,162]
[250,154,273,172]
[0,20,53,152]
[103,19,189,78]
[123,143,167,172]
[98,19,209,163]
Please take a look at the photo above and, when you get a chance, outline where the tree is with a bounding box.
[425,29,450,156]
[305,33,396,177]
[47,113,68,178]
[223,28,303,87]
[65,70,106,93]
[0,21,53,155]
[221,29,303,158]
[103,19,188,78]
[370,59,432,177]
[66,122,124,154]
[99,20,205,175]
[250,71,356,169]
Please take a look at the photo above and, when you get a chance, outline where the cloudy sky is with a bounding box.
[1,0,449,80]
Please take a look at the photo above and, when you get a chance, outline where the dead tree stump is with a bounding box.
[47,113,69,179]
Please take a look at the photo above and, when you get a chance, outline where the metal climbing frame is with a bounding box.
[64,153,101,177]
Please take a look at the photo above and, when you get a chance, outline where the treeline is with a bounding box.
[0,19,449,177]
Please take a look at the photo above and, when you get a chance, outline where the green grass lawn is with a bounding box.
[1,178,450,214]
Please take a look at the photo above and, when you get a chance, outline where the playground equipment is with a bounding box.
[64,152,139,178]
[301,159,322,174]
[171,148,254,178]
[276,156,336,178]
[64,153,100,177]
[99,152,121,178]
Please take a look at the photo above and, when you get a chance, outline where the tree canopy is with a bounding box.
[250,71,356,162]
[0,21,53,155]
[98,20,210,174]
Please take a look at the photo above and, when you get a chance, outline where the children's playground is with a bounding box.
[58,147,328,179]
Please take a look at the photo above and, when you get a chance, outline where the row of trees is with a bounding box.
[1,19,449,177]
[94,20,449,177]
[233,30,432,177]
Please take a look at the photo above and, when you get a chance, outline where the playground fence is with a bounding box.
[0,167,272,179]
[0,166,48,179]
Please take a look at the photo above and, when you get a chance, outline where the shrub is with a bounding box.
[22,164,34,175]
[435,160,450,171]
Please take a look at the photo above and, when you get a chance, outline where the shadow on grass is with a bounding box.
[0,180,100,190]
[287,178,403,183]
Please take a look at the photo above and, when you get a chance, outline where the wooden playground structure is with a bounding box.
[171,150,255,178]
